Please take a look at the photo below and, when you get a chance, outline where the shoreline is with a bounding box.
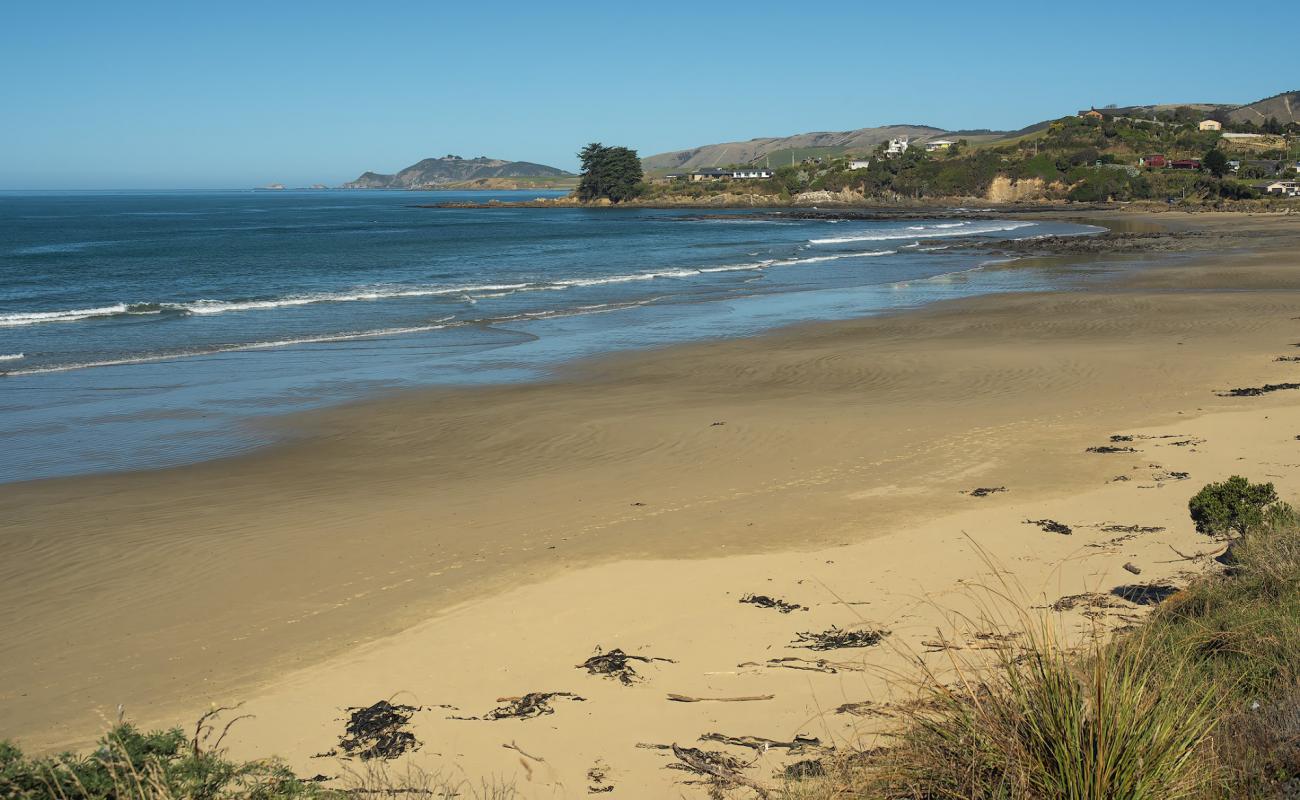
[2,211,1300,795]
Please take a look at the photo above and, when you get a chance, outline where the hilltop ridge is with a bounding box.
[640,125,946,172]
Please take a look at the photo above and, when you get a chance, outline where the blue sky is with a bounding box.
[2,0,1295,189]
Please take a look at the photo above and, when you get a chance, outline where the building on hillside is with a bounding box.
[690,168,731,181]
[885,136,910,157]
[924,139,956,152]
[1138,154,1167,168]
[849,159,871,170]
[1253,180,1300,197]
[689,167,773,181]
[1221,132,1266,140]
[1080,109,1105,119]
[1198,119,1223,131]
[1242,160,1284,177]
[1170,159,1202,170]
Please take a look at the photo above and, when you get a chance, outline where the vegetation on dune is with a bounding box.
[783,477,1300,799]
[0,714,514,799]
[0,723,327,799]
[1189,476,1283,537]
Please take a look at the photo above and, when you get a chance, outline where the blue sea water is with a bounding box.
[0,190,1104,483]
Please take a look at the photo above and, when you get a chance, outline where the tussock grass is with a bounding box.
[782,481,1300,799]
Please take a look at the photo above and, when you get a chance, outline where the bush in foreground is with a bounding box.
[1187,475,1281,537]
[0,723,326,799]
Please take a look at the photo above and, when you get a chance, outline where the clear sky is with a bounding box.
[2,0,1295,189]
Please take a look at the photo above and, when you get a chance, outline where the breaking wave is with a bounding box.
[809,220,1033,245]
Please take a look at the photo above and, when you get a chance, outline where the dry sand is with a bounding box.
[2,210,1299,797]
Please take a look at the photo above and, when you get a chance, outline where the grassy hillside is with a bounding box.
[640,111,1298,205]
[1228,90,1300,126]
[641,125,945,174]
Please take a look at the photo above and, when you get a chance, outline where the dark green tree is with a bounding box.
[576,143,644,203]
[1188,476,1278,537]
[1203,148,1229,178]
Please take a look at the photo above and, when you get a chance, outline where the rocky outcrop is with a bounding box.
[792,188,867,205]
[985,176,1063,203]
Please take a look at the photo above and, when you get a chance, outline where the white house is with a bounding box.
[1198,119,1222,131]
[885,136,910,157]
[849,159,871,170]
[924,139,956,152]
[689,167,773,181]
[1255,180,1300,197]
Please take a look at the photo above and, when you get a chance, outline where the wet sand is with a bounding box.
[2,210,1299,796]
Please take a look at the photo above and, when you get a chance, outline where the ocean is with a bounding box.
[0,190,1104,482]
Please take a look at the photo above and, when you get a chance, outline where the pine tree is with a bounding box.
[1203,148,1228,178]
[576,143,644,203]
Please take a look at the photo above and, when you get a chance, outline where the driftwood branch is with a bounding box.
[669,744,769,798]
[1160,544,1228,562]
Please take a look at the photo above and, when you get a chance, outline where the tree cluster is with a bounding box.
[577,143,644,203]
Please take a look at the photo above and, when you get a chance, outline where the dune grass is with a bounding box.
[783,478,1300,799]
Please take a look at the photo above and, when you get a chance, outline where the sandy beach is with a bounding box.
[3,210,1300,796]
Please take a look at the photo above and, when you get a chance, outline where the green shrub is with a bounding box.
[0,724,328,799]
[1189,476,1279,537]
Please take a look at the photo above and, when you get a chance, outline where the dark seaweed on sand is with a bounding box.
[482,692,584,720]
[1025,518,1073,535]
[1220,382,1300,397]
[336,700,421,760]
[577,647,675,685]
[740,594,807,613]
[793,625,889,650]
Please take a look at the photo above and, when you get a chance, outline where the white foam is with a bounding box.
[809,221,1033,245]
[1,322,457,376]
[179,283,531,315]
[0,304,131,327]
[0,353,23,361]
